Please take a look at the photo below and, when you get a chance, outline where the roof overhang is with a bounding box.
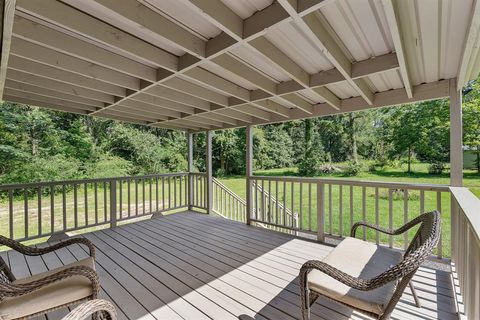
[1,0,479,132]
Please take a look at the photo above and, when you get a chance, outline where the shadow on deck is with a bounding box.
[2,211,458,320]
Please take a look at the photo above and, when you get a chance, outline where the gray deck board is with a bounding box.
[6,211,458,320]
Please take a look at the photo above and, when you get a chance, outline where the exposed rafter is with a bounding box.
[0,0,16,99]
[456,0,480,90]
[382,0,412,98]
[277,0,374,105]
[1,0,465,132]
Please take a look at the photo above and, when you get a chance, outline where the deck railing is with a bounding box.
[450,187,480,319]
[249,176,451,258]
[0,173,188,242]
[190,172,207,210]
[212,178,246,222]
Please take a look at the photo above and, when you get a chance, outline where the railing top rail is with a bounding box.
[190,172,207,176]
[0,172,188,190]
[450,187,480,243]
[251,175,450,191]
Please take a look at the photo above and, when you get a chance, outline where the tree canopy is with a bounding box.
[1,79,479,183]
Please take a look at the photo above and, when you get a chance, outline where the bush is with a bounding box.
[85,153,132,178]
[343,161,362,176]
[1,154,81,184]
[216,168,226,177]
[428,162,446,174]
[368,159,389,172]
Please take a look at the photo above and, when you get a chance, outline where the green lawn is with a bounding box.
[217,164,480,258]
[2,164,479,257]
[0,178,187,242]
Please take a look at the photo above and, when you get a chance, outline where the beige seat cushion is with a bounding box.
[308,237,403,315]
[0,257,95,320]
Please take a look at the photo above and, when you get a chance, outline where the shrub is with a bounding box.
[368,159,389,172]
[216,168,226,177]
[85,153,132,178]
[428,162,446,174]
[343,161,361,176]
[1,154,81,184]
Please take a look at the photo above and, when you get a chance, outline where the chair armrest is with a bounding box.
[0,266,99,300]
[350,222,396,238]
[0,237,95,259]
[61,299,116,320]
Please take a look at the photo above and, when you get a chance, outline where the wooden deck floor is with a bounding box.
[3,211,458,320]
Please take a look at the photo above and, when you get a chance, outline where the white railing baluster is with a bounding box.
[37,187,42,236]
[388,189,393,248]
[62,185,67,230]
[375,187,379,244]
[24,189,28,238]
[339,185,343,237]
[328,184,332,234]
[403,189,408,250]
[436,191,442,258]
[8,189,13,239]
[362,186,366,241]
[74,183,78,229]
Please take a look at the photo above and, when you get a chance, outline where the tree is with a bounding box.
[463,80,480,172]
[298,119,325,176]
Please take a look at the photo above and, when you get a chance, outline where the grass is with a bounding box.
[216,163,480,258]
[1,163,478,257]
[0,178,188,242]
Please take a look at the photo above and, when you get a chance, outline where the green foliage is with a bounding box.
[85,153,132,178]
[2,78,480,182]
[2,154,81,184]
[428,162,446,174]
[343,161,362,176]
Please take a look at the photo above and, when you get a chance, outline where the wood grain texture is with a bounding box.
[7,211,459,320]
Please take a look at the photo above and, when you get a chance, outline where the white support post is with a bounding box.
[450,79,463,187]
[246,126,253,225]
[187,131,194,210]
[206,130,213,214]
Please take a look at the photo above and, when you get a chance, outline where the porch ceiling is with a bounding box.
[0,0,479,131]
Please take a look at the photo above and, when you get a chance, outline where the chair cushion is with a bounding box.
[308,237,403,315]
[0,257,95,320]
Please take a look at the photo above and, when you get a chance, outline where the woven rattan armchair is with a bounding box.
[0,236,99,320]
[300,210,441,320]
[61,299,116,320]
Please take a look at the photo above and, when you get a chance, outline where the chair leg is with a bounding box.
[409,281,421,308]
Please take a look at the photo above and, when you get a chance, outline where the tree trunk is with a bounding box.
[407,146,412,173]
[477,146,480,173]
[348,114,358,164]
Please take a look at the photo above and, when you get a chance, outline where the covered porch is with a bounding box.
[1,0,480,319]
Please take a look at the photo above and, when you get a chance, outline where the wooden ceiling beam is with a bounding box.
[4,88,98,111]
[10,38,140,90]
[0,0,16,99]
[13,16,157,81]
[278,0,374,105]
[7,68,115,103]
[382,0,412,98]
[129,93,196,115]
[4,94,90,115]
[8,55,126,97]
[16,0,177,71]
[61,0,205,59]
[5,79,104,108]
[455,0,480,90]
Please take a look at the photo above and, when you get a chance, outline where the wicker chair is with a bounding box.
[0,236,99,320]
[299,210,441,320]
[61,299,116,320]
